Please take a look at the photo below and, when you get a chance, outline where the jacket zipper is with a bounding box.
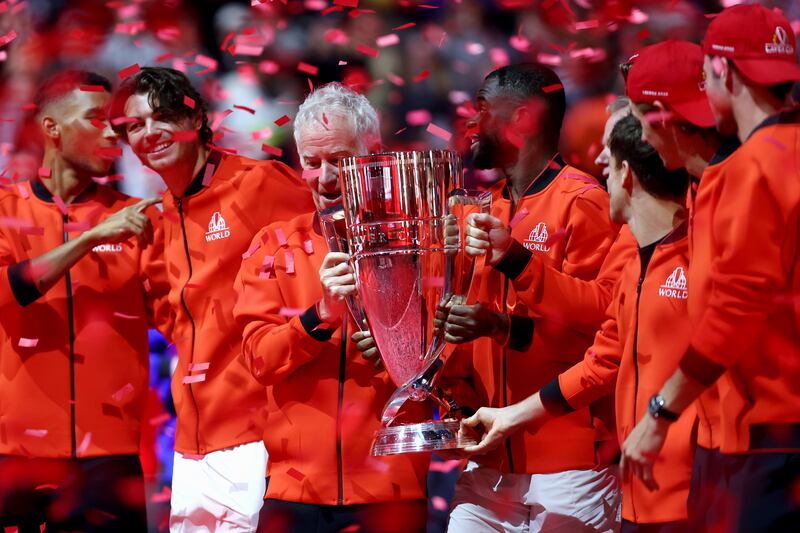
[630,250,652,522]
[336,322,347,505]
[63,214,77,458]
[176,198,201,454]
[501,187,517,473]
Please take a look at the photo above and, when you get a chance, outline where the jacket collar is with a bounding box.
[748,106,800,140]
[30,178,98,204]
[182,147,224,198]
[502,154,565,200]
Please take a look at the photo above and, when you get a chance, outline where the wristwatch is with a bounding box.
[648,394,679,422]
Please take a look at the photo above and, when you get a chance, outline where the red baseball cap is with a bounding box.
[703,4,800,85]
[625,40,716,129]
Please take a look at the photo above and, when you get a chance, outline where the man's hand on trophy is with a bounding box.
[465,213,513,265]
[318,252,356,324]
[461,392,549,455]
[444,303,510,344]
[351,330,382,369]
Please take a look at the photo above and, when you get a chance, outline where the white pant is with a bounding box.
[170,441,268,532]
[447,461,621,533]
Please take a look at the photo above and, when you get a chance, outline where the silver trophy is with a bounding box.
[337,150,490,455]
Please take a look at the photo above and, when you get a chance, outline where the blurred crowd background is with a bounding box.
[0,0,797,531]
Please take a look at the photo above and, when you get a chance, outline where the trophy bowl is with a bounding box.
[338,150,490,455]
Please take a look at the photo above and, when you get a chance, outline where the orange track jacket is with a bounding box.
[0,179,171,458]
[233,212,429,505]
[162,149,314,455]
[443,156,619,474]
[679,110,800,454]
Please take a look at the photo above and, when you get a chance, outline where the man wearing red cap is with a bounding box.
[622,5,800,531]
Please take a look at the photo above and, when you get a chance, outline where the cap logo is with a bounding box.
[710,43,735,53]
[765,26,794,55]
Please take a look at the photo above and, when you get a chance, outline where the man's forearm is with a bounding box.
[26,232,99,297]
[659,366,710,415]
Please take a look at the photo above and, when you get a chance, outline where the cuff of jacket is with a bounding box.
[299,303,335,342]
[506,314,534,352]
[679,345,727,387]
[493,240,532,280]
[540,378,575,416]
[8,260,42,307]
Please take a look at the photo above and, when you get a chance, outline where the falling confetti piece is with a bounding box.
[261,144,283,157]
[285,250,295,274]
[188,362,210,372]
[302,168,322,180]
[233,104,256,115]
[302,238,314,255]
[182,373,207,384]
[0,30,17,47]
[274,115,291,127]
[79,85,106,92]
[231,44,263,56]
[148,413,171,426]
[431,495,449,511]
[150,486,171,503]
[509,208,529,229]
[333,0,357,6]
[426,123,452,142]
[242,241,262,260]
[542,83,563,93]
[376,34,399,48]
[35,484,59,491]
[406,110,432,126]
[76,432,92,454]
[297,62,319,76]
[286,467,306,481]
[393,22,416,31]
[202,163,216,186]
[111,383,135,402]
[340,526,361,533]
[24,429,48,437]
[117,63,141,79]
[275,228,288,246]
[428,459,463,472]
[183,95,195,109]
[356,43,379,57]
[279,307,304,317]
[413,69,430,83]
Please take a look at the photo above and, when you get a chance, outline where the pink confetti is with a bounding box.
[542,83,563,93]
[426,123,452,142]
[242,241,262,260]
[65,221,90,232]
[274,115,291,127]
[509,207,529,229]
[188,362,210,371]
[111,383,135,402]
[24,429,47,437]
[431,495,449,511]
[37,167,50,178]
[286,467,306,481]
[231,44,263,56]
[0,30,17,47]
[302,238,314,255]
[297,62,319,76]
[428,459,462,472]
[195,54,218,71]
[183,95,195,109]
[762,135,786,151]
[142,278,151,292]
[182,373,207,384]
[387,72,404,86]
[76,432,92,454]
[376,34,399,48]
[340,526,361,533]
[406,109,431,126]
[284,250,295,274]
[210,109,233,132]
[79,85,106,92]
[202,163,216,186]
[117,63,140,79]
[302,168,322,180]
[150,486,171,503]
[278,307,304,317]
[509,35,530,52]
[465,42,484,55]
[275,228,288,246]
[148,413,171,426]
[261,144,282,157]
[90,118,106,130]
[393,22,416,31]
[356,43,379,57]
[574,19,600,30]
[333,0,357,6]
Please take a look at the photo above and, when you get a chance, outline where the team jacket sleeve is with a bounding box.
[253,161,316,225]
[233,229,335,386]
[680,148,800,384]
[496,226,633,333]
[0,225,41,309]
[540,314,623,416]
[139,206,175,341]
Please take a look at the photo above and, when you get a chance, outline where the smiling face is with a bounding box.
[296,114,367,211]
[45,89,118,176]
[122,92,204,188]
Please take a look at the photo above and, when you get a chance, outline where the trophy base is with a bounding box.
[371,419,477,456]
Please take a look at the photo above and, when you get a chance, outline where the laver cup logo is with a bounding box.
[659,266,688,300]
[524,222,551,252]
[205,211,231,242]
[765,26,794,55]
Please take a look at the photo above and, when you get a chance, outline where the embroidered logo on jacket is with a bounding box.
[659,267,688,300]
[92,244,123,253]
[205,211,231,242]
[523,222,551,252]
